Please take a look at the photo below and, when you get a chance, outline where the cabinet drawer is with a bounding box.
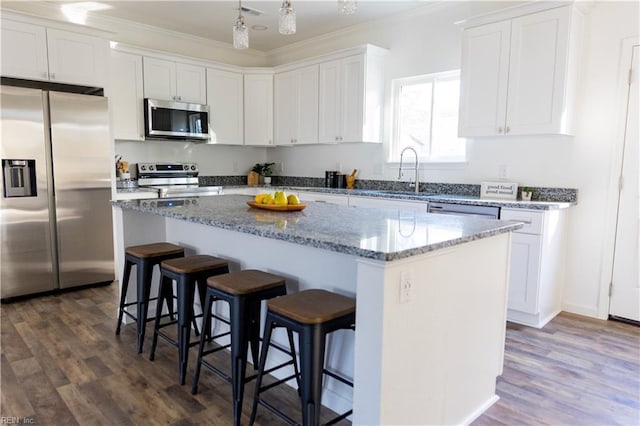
[501,209,544,235]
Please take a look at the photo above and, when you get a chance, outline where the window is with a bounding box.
[389,70,466,163]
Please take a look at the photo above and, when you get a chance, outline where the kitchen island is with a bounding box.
[112,195,522,425]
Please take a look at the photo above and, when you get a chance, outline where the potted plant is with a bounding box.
[521,186,533,201]
[251,162,275,185]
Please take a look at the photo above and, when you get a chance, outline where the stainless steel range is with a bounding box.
[137,162,223,198]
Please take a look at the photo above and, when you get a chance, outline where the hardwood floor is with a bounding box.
[1,283,638,425]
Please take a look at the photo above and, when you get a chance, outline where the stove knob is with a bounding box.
[142,201,148,207]
[191,165,197,170]
[149,165,155,171]
[192,200,198,206]
[183,165,189,170]
[184,200,190,205]
[140,165,146,171]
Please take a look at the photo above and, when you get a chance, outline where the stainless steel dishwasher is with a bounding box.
[427,201,500,219]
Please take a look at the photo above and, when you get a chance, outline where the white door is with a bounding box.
[506,7,570,135]
[176,63,206,104]
[610,45,640,322]
[143,57,176,101]
[318,60,342,143]
[110,51,144,141]
[207,68,243,145]
[274,70,297,145]
[244,74,273,146]
[46,29,108,87]
[296,65,319,144]
[341,55,365,142]
[458,21,511,137]
[0,20,49,81]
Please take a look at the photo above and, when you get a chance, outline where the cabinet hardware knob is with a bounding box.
[50,73,56,80]
[335,136,339,141]
[505,126,510,133]
[498,127,504,134]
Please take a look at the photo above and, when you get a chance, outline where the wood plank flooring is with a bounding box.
[1,283,638,425]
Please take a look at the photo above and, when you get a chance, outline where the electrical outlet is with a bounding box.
[399,271,413,304]
[232,161,239,173]
[498,165,509,179]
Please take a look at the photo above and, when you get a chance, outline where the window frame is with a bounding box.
[388,69,466,164]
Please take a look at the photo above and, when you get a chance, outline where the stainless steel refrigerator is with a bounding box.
[1,85,114,300]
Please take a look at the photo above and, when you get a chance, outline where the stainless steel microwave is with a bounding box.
[144,98,210,141]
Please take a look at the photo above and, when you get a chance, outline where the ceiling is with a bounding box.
[2,1,432,52]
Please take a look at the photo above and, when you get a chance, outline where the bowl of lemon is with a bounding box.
[247,191,306,211]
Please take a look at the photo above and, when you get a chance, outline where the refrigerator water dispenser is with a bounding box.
[2,159,37,197]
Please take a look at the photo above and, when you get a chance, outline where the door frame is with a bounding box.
[598,36,640,319]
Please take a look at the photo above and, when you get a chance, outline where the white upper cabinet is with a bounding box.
[143,57,206,104]
[46,28,108,87]
[274,65,319,146]
[1,19,108,87]
[1,20,49,81]
[110,51,144,141]
[244,73,274,146]
[207,68,244,145]
[318,50,385,143]
[459,5,584,137]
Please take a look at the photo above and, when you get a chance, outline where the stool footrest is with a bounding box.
[323,368,353,388]
[257,371,297,393]
[200,340,231,357]
[325,409,353,426]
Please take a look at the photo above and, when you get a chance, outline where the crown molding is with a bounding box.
[0,8,114,38]
[455,1,578,29]
[265,1,451,59]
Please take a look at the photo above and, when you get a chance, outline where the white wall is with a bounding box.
[266,1,639,319]
[115,141,267,176]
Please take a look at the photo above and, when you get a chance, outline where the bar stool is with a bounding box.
[115,242,185,354]
[149,254,229,385]
[192,270,297,426]
[249,289,356,426]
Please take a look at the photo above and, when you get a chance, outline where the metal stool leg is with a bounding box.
[191,291,215,395]
[230,296,250,426]
[178,275,196,385]
[136,260,154,354]
[248,315,276,426]
[115,259,133,335]
[300,324,326,426]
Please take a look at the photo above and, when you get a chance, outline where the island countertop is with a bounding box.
[112,194,523,261]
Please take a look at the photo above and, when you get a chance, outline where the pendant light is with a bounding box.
[279,0,296,35]
[233,0,249,49]
[338,0,357,15]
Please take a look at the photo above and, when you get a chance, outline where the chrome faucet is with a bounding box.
[398,147,420,193]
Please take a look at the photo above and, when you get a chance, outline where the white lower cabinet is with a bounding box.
[297,192,349,205]
[349,196,427,211]
[502,208,567,328]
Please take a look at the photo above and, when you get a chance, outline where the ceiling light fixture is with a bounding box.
[338,0,358,15]
[279,0,296,35]
[233,0,249,49]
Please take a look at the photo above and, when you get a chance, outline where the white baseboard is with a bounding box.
[460,394,500,425]
[561,302,600,319]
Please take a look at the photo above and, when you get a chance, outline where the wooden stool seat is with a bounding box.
[207,269,285,295]
[268,289,356,324]
[125,242,184,258]
[161,255,228,274]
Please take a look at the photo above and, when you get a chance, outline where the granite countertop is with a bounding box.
[112,194,523,261]
[221,185,575,210]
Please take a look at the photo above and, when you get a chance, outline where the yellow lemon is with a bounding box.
[254,193,269,203]
[287,194,300,205]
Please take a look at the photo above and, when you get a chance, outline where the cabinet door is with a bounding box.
[274,70,297,145]
[296,65,319,144]
[458,21,511,137]
[176,63,206,104]
[508,232,542,314]
[341,55,365,142]
[506,7,571,135]
[143,57,176,101]
[297,192,349,205]
[1,20,49,81]
[46,29,108,87]
[244,74,273,146]
[110,51,144,141]
[318,60,342,143]
[207,68,243,145]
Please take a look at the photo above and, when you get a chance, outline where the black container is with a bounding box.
[333,174,346,189]
[325,171,337,188]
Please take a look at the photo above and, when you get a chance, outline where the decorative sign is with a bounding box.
[480,181,518,200]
